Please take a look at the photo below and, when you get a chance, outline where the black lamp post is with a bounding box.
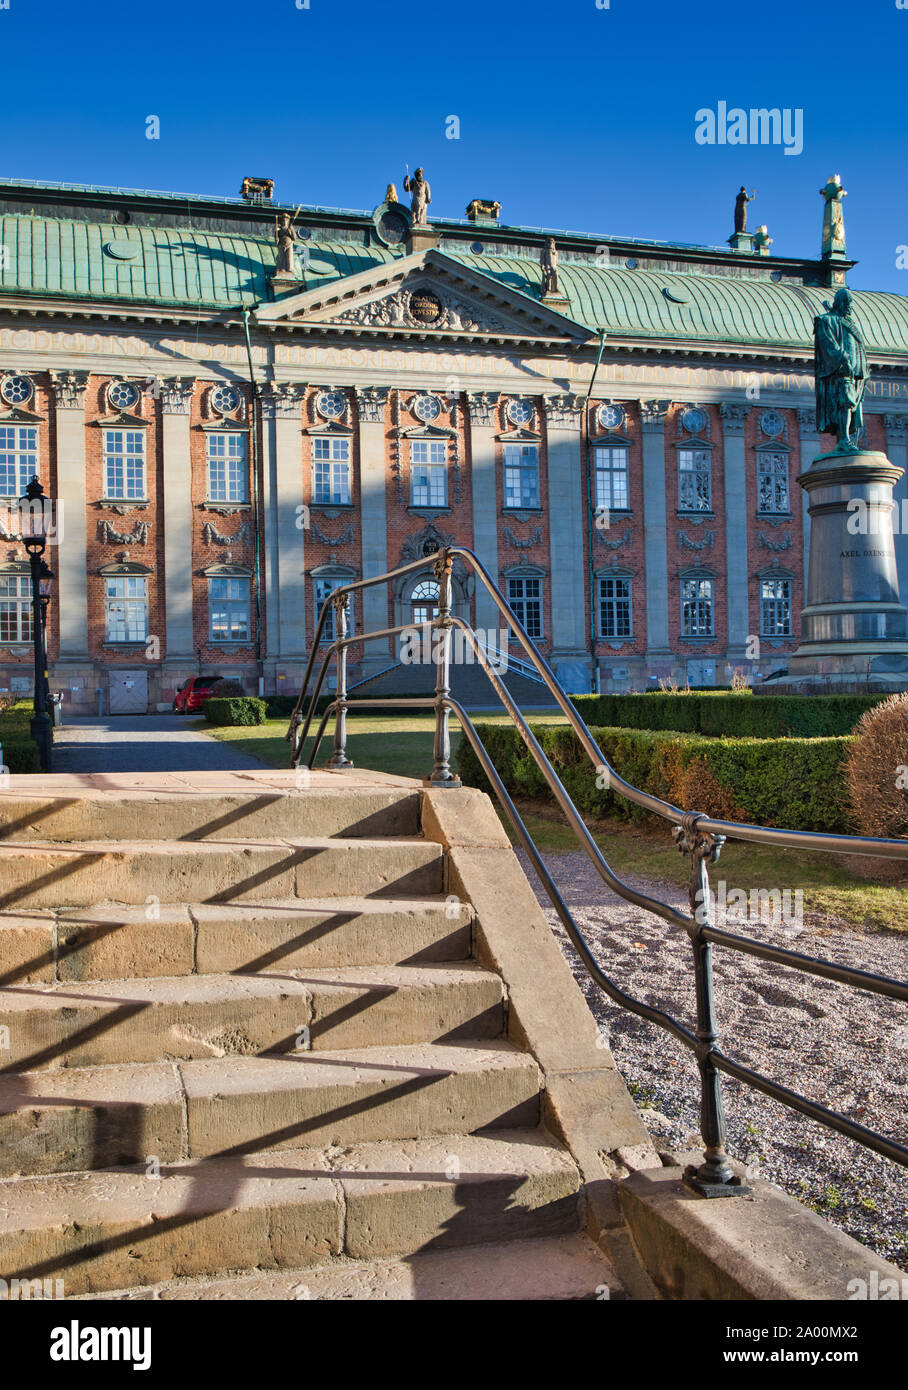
[20,477,54,773]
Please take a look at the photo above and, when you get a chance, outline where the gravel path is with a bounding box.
[517,848,908,1271]
[50,716,272,775]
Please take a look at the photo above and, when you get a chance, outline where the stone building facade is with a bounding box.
[1,174,908,712]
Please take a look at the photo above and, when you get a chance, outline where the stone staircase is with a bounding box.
[349,658,558,710]
[0,769,656,1301]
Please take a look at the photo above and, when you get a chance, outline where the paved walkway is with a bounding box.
[48,714,274,775]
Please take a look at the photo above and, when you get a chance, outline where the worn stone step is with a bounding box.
[0,788,421,844]
[0,964,505,1069]
[0,895,471,985]
[0,836,444,909]
[74,1233,619,1301]
[0,1130,580,1295]
[0,1043,541,1176]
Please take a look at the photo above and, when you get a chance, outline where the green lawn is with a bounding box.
[204,712,906,934]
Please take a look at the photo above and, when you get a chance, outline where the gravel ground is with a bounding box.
[517,848,908,1272]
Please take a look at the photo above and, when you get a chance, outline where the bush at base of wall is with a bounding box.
[457,723,852,834]
[0,699,42,773]
[203,697,267,726]
[571,692,883,739]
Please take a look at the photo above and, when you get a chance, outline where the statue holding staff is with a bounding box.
[403,165,431,225]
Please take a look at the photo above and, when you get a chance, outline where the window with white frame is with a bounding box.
[681,577,714,637]
[507,575,543,639]
[594,446,629,512]
[410,440,447,508]
[757,450,790,514]
[206,433,248,503]
[678,448,712,512]
[0,572,33,642]
[599,575,632,639]
[314,576,354,644]
[209,576,250,643]
[103,429,145,499]
[0,426,38,497]
[760,577,792,637]
[504,443,540,509]
[312,437,351,505]
[105,576,148,642]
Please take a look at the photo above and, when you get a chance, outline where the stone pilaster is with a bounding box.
[355,386,391,675]
[640,399,672,670]
[797,409,823,591]
[49,370,91,665]
[465,390,500,633]
[159,378,196,668]
[719,401,750,660]
[884,413,908,610]
[260,383,306,675]
[542,393,590,690]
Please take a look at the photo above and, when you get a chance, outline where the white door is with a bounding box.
[108,670,149,714]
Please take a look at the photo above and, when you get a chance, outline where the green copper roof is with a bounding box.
[2,212,908,359]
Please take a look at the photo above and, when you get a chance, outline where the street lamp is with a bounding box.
[19,477,54,772]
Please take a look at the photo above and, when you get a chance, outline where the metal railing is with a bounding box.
[287,546,908,1196]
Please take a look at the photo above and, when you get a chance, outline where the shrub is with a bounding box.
[844,692,908,838]
[0,735,41,773]
[570,692,883,739]
[457,723,852,833]
[209,678,246,699]
[203,696,267,726]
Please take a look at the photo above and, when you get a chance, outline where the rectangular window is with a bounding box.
[105,576,148,642]
[103,429,145,500]
[760,577,792,637]
[314,577,353,645]
[312,437,351,505]
[681,577,714,637]
[678,449,712,512]
[599,575,632,639]
[507,576,543,639]
[757,450,790,514]
[504,443,540,509]
[0,426,38,497]
[0,573,33,642]
[207,433,248,503]
[410,440,447,508]
[594,446,629,513]
[209,576,251,643]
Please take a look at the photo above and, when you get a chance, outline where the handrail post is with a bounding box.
[326,593,354,770]
[673,813,750,1198]
[428,549,460,787]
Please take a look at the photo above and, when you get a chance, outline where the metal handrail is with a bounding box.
[287,546,908,1193]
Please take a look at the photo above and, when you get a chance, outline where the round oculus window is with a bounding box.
[1,375,33,406]
[506,399,534,427]
[598,403,624,431]
[681,407,706,435]
[211,384,241,415]
[316,390,346,420]
[108,381,140,411]
[413,394,442,424]
[760,410,784,437]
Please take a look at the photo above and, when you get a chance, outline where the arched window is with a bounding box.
[410,578,440,626]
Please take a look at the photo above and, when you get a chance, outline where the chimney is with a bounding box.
[466,199,501,226]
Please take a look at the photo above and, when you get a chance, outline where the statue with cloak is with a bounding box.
[813,286,867,450]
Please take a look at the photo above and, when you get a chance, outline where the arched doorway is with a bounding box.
[410,578,440,627]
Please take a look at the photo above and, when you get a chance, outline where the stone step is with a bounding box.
[0,788,421,844]
[0,965,505,1069]
[74,1233,618,1301]
[0,1131,581,1296]
[0,897,471,986]
[0,836,444,909]
[0,1042,541,1176]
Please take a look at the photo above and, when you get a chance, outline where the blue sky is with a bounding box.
[3,0,907,288]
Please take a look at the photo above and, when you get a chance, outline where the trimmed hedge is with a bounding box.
[570,692,883,739]
[0,698,42,773]
[456,722,853,833]
[203,697,267,726]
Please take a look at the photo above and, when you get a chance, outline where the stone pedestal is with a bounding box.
[407,225,439,255]
[779,446,908,690]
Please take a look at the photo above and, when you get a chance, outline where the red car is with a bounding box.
[173,675,223,714]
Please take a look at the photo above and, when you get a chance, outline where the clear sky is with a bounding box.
[2,0,906,289]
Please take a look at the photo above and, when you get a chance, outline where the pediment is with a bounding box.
[254,249,595,346]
